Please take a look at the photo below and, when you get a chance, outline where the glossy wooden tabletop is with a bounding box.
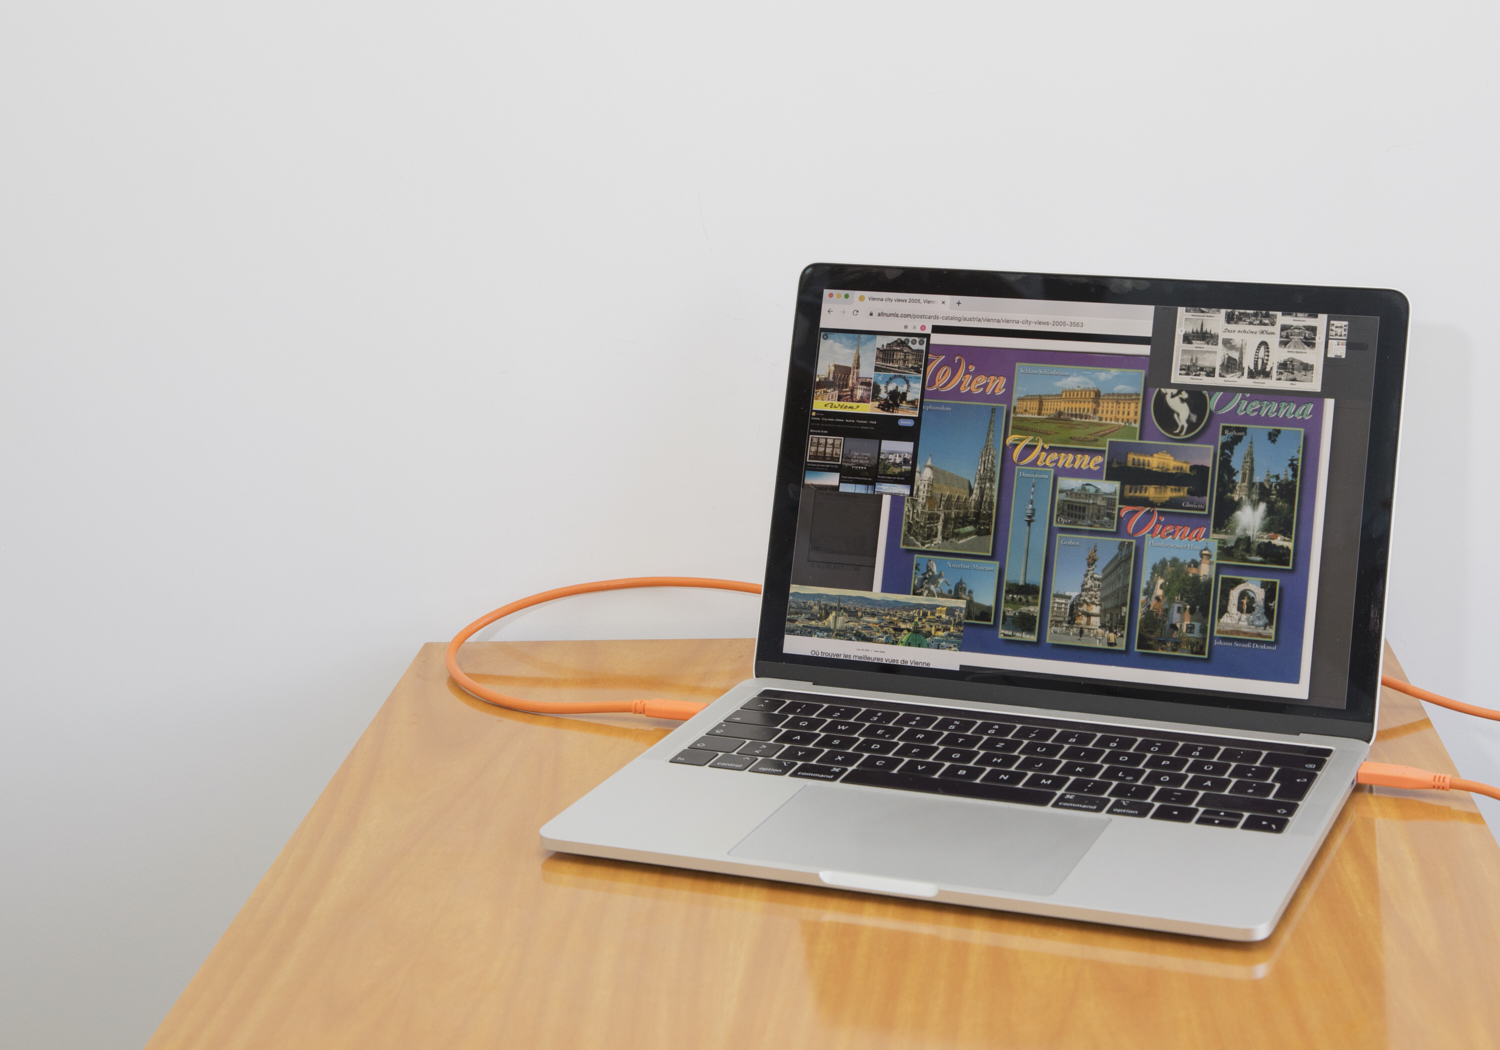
[148,640,1500,1050]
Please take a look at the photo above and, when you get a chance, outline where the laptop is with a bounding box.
[541,264,1407,941]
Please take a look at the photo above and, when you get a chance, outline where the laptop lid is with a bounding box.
[755,264,1408,742]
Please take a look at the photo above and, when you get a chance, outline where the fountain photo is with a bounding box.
[1210,424,1303,569]
[1215,575,1280,642]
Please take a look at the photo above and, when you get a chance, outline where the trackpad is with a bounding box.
[729,785,1107,897]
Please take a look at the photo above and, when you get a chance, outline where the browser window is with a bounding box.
[785,289,1380,708]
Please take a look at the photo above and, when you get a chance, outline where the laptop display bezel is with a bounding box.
[754,263,1408,741]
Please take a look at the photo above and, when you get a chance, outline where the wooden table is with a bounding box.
[148,640,1500,1050]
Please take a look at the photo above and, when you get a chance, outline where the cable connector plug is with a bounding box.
[1357,762,1451,791]
[631,698,708,721]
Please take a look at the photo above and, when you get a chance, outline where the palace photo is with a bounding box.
[1215,575,1280,642]
[1009,363,1145,448]
[812,331,875,408]
[785,585,965,650]
[1047,536,1133,649]
[1054,477,1120,531]
[1210,424,1303,568]
[1279,323,1318,350]
[872,372,922,415]
[901,402,1003,555]
[1103,439,1213,512]
[1000,466,1052,641]
[1136,537,1215,658]
[873,334,927,375]
[911,556,998,624]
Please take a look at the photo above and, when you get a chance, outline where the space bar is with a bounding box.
[841,769,1056,807]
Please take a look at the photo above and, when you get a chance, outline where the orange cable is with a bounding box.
[445,577,761,721]
[1380,674,1500,722]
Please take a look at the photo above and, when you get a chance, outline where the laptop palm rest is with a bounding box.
[729,785,1108,897]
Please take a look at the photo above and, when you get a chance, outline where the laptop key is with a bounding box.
[858,709,900,724]
[1231,764,1273,781]
[726,710,788,726]
[708,722,779,741]
[941,733,984,748]
[1012,726,1055,741]
[1018,742,1064,757]
[820,706,862,721]
[936,748,980,764]
[1186,775,1231,792]
[776,730,822,746]
[853,739,899,755]
[1135,738,1177,755]
[1142,771,1188,788]
[860,724,903,740]
[781,747,825,763]
[1273,767,1317,787]
[902,761,943,777]
[1110,783,1154,800]
[858,755,904,772]
[1241,815,1290,833]
[1058,761,1103,778]
[893,743,938,759]
[688,736,743,753]
[1103,750,1144,767]
[1102,766,1144,783]
[931,718,976,733]
[1273,782,1312,802]
[1197,811,1243,828]
[974,721,1018,737]
[1055,730,1097,746]
[671,748,715,766]
[1175,743,1220,760]
[1229,780,1276,798]
[1153,788,1199,805]
[893,712,938,728]
[1142,755,1188,771]
[814,734,860,750]
[1107,799,1153,817]
[1261,752,1327,771]
[783,716,828,732]
[1016,757,1061,773]
[1186,760,1231,776]
[1151,805,1199,823]
[781,702,825,716]
[979,738,1023,753]
[1054,792,1110,812]
[1026,774,1070,790]
[748,759,796,775]
[738,696,786,713]
[975,751,1020,769]
[821,751,861,767]
[1196,793,1299,818]
[1061,745,1105,762]
[1067,779,1111,795]
[1218,747,1263,764]
[939,765,985,781]
[825,720,862,735]
[981,768,1028,787]
[1095,735,1137,750]
[737,741,784,758]
[710,754,758,770]
[900,728,944,744]
[790,764,846,781]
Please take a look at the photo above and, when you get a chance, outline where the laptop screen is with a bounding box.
[777,281,1391,716]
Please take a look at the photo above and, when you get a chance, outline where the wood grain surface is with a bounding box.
[146,640,1500,1050]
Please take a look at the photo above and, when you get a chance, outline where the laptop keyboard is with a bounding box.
[669,690,1331,833]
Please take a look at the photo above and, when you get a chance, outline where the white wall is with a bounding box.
[3,3,1496,1046]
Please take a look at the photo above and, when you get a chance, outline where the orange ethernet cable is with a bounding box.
[445,579,1500,803]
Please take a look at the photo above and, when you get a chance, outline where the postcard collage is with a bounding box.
[790,324,1330,688]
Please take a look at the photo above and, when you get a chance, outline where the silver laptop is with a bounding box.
[541,264,1407,941]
